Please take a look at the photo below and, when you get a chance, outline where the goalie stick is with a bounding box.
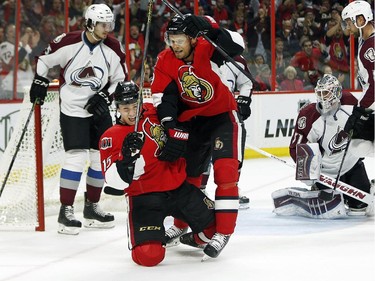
[246,144,374,205]
[0,101,37,197]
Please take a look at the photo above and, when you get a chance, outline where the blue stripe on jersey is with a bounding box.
[60,169,82,181]
[87,167,104,179]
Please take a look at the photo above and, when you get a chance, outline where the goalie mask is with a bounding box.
[114,81,139,106]
[85,4,115,32]
[342,1,373,29]
[315,74,342,115]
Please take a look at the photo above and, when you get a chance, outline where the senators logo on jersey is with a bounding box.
[142,117,167,157]
[178,65,213,103]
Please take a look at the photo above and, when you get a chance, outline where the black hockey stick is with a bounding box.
[318,131,352,201]
[135,0,154,132]
[104,186,124,196]
[160,0,257,85]
[0,101,37,197]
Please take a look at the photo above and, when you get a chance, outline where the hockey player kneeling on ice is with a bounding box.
[288,74,373,217]
[99,82,223,266]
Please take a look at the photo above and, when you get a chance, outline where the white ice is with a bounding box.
[0,157,374,281]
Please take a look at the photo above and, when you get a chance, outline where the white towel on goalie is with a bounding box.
[272,187,347,219]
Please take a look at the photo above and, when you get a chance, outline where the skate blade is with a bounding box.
[201,254,212,262]
[58,224,80,235]
[84,219,115,229]
[239,203,249,210]
[165,238,181,248]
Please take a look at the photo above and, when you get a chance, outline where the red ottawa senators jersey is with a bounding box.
[151,38,238,122]
[99,104,186,196]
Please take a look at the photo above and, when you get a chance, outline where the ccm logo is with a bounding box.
[34,79,49,87]
[172,131,189,140]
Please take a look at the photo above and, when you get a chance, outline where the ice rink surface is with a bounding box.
[0,157,374,281]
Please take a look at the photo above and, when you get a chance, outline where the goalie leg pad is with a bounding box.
[131,242,165,267]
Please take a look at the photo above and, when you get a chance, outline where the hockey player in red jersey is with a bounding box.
[151,14,247,258]
[29,4,127,234]
[99,81,216,266]
[341,1,374,148]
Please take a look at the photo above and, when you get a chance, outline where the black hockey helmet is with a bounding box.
[166,14,185,34]
[114,81,139,106]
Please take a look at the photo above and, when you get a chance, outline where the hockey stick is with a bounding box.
[318,131,352,201]
[0,101,37,197]
[246,144,373,205]
[134,0,154,132]
[104,185,124,196]
[160,0,256,84]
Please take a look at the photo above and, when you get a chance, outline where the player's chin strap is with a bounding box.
[245,143,374,205]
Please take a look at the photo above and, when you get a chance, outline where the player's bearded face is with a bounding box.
[169,34,193,60]
[118,103,138,126]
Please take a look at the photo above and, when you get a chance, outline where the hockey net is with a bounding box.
[0,85,152,231]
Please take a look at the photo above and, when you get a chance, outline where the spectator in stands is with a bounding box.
[255,64,274,91]
[212,0,231,28]
[0,25,4,44]
[276,18,300,60]
[69,0,86,31]
[228,11,248,45]
[323,12,350,89]
[279,66,304,91]
[47,0,65,35]
[275,37,292,84]
[290,36,330,89]
[322,64,345,85]
[296,7,322,41]
[129,23,145,79]
[247,6,271,62]
[0,24,34,99]
[248,53,267,77]
[22,0,44,30]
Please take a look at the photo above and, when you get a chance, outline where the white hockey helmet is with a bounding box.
[315,74,342,114]
[342,1,373,29]
[85,4,114,32]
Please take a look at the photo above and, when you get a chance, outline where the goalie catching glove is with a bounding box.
[30,74,49,105]
[236,96,251,121]
[344,106,374,141]
[84,90,112,117]
[158,122,189,162]
[181,14,213,38]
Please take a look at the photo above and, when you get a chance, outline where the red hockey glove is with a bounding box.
[30,74,49,105]
[158,127,189,162]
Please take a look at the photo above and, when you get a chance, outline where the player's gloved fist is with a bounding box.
[121,132,145,165]
[30,74,49,105]
[182,14,212,38]
[84,90,112,117]
[344,106,374,141]
[158,127,189,162]
[237,96,251,121]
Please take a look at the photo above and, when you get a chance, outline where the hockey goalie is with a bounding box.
[272,75,374,219]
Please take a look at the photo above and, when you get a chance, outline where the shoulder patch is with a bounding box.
[364,47,375,62]
[297,116,307,130]
[100,137,112,150]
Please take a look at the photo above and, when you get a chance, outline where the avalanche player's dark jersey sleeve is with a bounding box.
[289,103,321,161]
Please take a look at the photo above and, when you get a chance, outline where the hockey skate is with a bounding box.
[83,194,115,228]
[180,232,206,249]
[58,205,82,235]
[202,233,230,261]
[239,195,250,209]
[164,225,188,247]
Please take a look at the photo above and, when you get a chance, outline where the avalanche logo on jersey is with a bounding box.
[178,65,213,103]
[142,117,167,157]
[70,61,104,90]
[328,128,349,155]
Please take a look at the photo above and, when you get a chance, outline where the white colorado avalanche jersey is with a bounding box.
[36,31,127,117]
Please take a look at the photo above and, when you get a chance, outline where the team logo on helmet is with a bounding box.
[178,65,213,103]
[142,117,167,157]
[70,61,104,91]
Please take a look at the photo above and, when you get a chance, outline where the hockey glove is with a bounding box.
[84,90,112,117]
[158,127,189,162]
[30,74,49,105]
[236,96,251,121]
[182,14,212,38]
[121,132,145,165]
[344,106,374,141]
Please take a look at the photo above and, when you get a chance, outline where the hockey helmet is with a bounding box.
[315,74,342,114]
[164,14,187,45]
[342,1,373,29]
[114,81,139,106]
[85,4,114,31]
